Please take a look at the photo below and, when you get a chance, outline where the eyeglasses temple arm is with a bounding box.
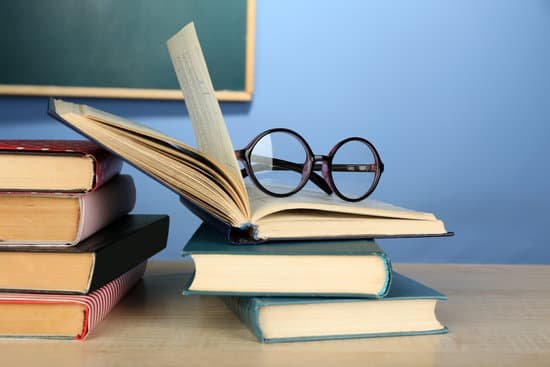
[267,158,332,194]
[319,163,381,173]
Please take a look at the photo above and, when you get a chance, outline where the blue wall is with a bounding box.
[1,1,549,263]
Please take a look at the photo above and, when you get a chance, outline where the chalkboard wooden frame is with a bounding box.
[0,0,255,102]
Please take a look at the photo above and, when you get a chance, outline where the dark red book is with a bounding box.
[0,140,122,193]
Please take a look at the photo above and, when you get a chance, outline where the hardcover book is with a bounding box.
[0,215,169,293]
[0,262,146,340]
[47,23,450,244]
[0,174,136,246]
[0,139,122,192]
[223,273,448,343]
[182,223,391,298]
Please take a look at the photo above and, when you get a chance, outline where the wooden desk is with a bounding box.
[2,261,550,366]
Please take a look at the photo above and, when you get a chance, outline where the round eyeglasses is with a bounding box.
[235,128,384,202]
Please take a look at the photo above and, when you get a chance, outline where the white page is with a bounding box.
[167,23,244,188]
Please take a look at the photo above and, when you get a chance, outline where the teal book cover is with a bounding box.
[182,223,392,298]
[223,273,448,343]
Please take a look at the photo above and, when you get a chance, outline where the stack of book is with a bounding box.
[182,224,448,343]
[0,141,169,340]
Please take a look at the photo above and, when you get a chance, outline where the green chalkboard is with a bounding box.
[0,0,255,101]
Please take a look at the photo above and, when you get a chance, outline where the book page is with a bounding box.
[167,23,245,191]
[50,99,250,226]
[247,182,438,223]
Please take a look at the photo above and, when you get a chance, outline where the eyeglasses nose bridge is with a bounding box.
[310,155,333,188]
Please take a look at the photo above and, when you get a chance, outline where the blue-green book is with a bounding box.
[223,273,447,343]
[182,223,392,298]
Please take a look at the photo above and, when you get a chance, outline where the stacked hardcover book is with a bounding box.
[182,224,448,343]
[0,141,169,340]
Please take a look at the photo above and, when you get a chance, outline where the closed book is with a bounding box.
[0,139,122,193]
[223,273,447,343]
[0,262,146,340]
[182,223,391,298]
[0,215,169,293]
[0,174,136,246]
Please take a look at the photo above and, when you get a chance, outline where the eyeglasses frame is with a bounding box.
[235,128,384,202]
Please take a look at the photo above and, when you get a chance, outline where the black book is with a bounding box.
[0,215,169,294]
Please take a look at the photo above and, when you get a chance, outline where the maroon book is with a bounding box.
[0,140,122,193]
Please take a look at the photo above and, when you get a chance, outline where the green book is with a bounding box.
[223,273,447,343]
[182,223,392,298]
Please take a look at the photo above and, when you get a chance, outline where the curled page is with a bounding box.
[167,23,244,188]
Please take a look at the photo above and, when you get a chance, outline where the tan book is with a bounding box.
[48,23,449,244]
[223,273,447,343]
[182,223,391,298]
[0,140,122,193]
[0,175,135,246]
[0,263,146,340]
[0,215,168,294]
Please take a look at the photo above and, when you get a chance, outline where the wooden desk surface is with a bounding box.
[2,260,550,367]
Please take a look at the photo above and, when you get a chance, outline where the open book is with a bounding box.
[48,23,449,244]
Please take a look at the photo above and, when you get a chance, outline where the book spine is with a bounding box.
[178,195,261,244]
[89,215,169,292]
[88,150,123,191]
[379,251,392,298]
[80,261,147,339]
[178,195,234,239]
[222,296,265,343]
[74,175,136,245]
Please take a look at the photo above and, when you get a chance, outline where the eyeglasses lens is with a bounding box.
[331,140,377,201]
[249,131,307,195]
